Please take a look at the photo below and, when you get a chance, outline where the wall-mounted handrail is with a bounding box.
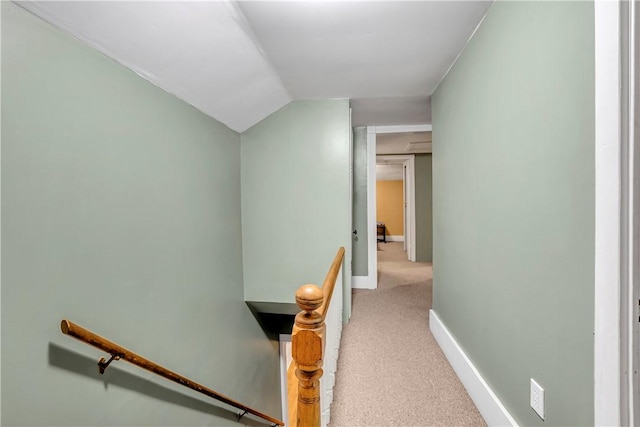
[291,247,345,427]
[60,319,284,426]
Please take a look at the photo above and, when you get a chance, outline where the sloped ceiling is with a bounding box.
[17,1,492,133]
[17,1,292,132]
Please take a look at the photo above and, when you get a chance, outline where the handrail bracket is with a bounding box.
[98,354,121,374]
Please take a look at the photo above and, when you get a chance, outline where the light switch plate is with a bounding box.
[530,378,545,419]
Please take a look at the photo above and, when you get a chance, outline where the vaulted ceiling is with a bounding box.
[18,1,492,133]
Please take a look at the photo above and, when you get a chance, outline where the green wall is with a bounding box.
[1,3,280,425]
[352,126,368,276]
[432,1,594,425]
[241,100,351,319]
[415,154,432,263]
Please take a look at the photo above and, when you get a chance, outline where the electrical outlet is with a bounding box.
[530,378,545,419]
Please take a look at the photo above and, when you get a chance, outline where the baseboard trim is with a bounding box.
[385,235,404,242]
[430,310,519,427]
[352,276,375,289]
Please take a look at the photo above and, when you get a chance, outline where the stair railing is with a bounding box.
[291,247,345,427]
[60,319,284,426]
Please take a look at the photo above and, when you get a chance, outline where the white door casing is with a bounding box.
[377,154,416,262]
[593,0,637,424]
[356,125,429,290]
[403,162,408,252]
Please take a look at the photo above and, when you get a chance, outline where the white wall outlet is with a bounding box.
[530,378,545,419]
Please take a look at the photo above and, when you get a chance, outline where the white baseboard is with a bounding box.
[352,275,376,289]
[385,235,404,242]
[430,310,519,427]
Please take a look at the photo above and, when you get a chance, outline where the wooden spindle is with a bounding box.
[292,284,325,427]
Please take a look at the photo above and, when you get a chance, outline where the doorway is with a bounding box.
[359,124,431,290]
[376,155,415,261]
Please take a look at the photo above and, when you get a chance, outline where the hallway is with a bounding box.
[330,243,485,426]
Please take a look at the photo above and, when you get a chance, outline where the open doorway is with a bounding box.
[376,155,415,261]
[351,125,431,289]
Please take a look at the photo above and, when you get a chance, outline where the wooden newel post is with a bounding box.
[292,284,325,427]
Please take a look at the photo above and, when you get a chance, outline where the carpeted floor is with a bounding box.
[329,242,486,427]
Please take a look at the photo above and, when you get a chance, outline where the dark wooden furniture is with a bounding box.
[377,222,386,243]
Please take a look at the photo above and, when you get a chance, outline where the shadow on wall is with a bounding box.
[47,343,265,426]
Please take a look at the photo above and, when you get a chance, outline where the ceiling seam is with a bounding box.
[431,0,495,96]
[226,0,293,102]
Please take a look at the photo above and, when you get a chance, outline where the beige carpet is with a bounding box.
[329,242,486,427]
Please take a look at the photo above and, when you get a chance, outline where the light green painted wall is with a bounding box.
[241,100,351,317]
[1,3,280,425]
[432,1,594,426]
[415,154,432,263]
[352,126,368,276]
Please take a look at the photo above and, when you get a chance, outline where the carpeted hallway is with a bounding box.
[329,242,486,426]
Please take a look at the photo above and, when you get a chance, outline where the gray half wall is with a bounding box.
[240,100,351,320]
[431,1,595,425]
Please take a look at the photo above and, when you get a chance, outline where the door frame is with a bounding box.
[376,154,416,261]
[361,125,430,290]
[594,0,638,424]
[619,0,640,422]
[404,161,409,252]
[346,107,353,320]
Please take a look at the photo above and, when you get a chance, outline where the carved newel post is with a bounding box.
[292,284,325,427]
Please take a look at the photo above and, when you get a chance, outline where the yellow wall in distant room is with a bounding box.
[376,180,404,235]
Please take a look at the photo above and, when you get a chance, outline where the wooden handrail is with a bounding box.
[291,247,345,427]
[317,246,346,319]
[60,319,284,426]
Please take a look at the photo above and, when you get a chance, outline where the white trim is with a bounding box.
[279,334,292,426]
[351,276,375,290]
[619,1,640,423]
[366,127,378,290]
[374,124,432,134]
[430,310,519,427]
[408,157,416,261]
[385,235,405,242]
[403,161,408,252]
[346,106,353,322]
[321,267,343,427]
[0,3,3,413]
[594,1,622,425]
[366,125,429,289]
[629,0,640,420]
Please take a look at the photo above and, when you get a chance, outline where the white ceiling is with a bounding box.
[376,164,403,181]
[17,0,492,132]
[351,97,431,127]
[377,131,432,155]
